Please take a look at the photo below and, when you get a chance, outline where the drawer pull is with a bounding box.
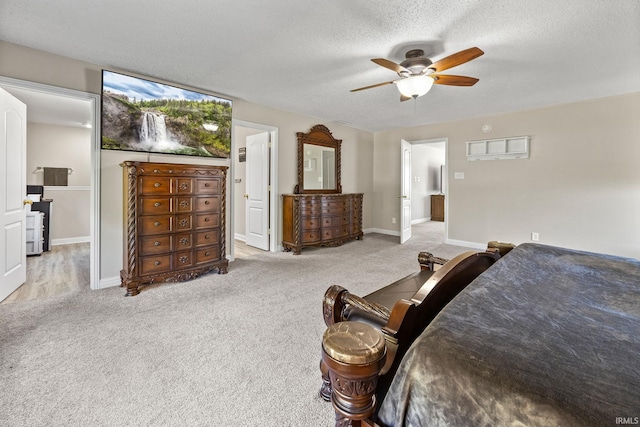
[205,234,210,239]
[154,221,161,227]
[205,251,210,256]
[153,169,159,173]
[154,241,160,246]
[204,217,210,222]
[154,260,161,266]
[154,202,161,207]
[204,200,210,205]
[154,182,161,188]
[204,183,210,187]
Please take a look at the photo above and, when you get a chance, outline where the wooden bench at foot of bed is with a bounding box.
[319,245,506,427]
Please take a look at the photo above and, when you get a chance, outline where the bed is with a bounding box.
[320,243,640,427]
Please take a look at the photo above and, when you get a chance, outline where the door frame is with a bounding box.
[400,137,449,243]
[0,76,101,290]
[230,119,279,258]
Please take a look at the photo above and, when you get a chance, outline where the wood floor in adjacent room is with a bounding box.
[1,242,90,304]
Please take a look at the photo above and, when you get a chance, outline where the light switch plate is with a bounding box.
[454,172,465,179]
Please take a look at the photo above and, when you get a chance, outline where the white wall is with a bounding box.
[374,93,640,258]
[0,40,375,283]
[26,122,91,242]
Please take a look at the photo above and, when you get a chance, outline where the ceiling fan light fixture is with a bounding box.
[396,75,434,98]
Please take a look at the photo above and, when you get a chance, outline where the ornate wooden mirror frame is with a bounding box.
[294,124,342,194]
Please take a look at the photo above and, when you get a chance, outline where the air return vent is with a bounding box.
[466,136,529,161]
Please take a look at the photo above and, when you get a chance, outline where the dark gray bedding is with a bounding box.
[377,243,640,427]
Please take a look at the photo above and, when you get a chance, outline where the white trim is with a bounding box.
[0,76,101,291]
[98,276,121,289]
[444,238,486,250]
[44,186,91,191]
[411,217,429,225]
[232,119,279,255]
[234,233,246,241]
[365,228,400,237]
[52,236,91,246]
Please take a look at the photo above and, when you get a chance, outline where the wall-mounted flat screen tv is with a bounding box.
[101,70,232,158]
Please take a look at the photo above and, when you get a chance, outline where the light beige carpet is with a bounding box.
[0,223,475,426]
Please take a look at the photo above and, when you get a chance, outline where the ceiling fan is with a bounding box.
[351,47,484,101]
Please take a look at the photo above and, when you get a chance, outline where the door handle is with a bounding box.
[244,194,249,199]
[399,195,408,199]
[23,199,34,206]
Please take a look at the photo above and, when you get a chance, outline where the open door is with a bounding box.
[400,139,412,244]
[0,88,27,301]
[244,132,270,250]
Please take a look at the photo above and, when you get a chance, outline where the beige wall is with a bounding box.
[1,40,375,283]
[374,93,640,258]
[27,123,91,242]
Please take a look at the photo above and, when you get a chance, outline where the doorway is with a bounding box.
[231,120,278,259]
[0,76,100,299]
[400,137,447,244]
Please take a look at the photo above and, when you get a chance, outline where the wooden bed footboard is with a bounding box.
[320,247,502,426]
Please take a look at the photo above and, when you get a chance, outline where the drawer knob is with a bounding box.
[154,260,161,266]
[154,202,161,207]
[153,169,159,173]
[154,241,160,246]
[154,182,161,188]
[154,221,161,227]
[205,234,210,239]
[204,217,210,222]
[205,251,210,256]
[204,200,210,205]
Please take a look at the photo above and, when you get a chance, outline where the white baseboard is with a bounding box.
[445,238,486,250]
[98,276,121,289]
[51,236,90,246]
[365,228,400,237]
[234,233,246,241]
[411,218,430,225]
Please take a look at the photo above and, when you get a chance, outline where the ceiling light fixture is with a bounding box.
[396,75,434,99]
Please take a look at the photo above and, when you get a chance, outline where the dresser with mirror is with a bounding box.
[282,125,363,255]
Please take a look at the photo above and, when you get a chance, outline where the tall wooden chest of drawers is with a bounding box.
[120,161,228,296]
[282,193,363,255]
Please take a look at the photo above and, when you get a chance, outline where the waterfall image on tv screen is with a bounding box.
[101,70,232,158]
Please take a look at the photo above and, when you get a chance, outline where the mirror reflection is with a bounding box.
[303,144,336,190]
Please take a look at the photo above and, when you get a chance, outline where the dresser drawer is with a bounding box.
[196,213,219,228]
[175,233,193,250]
[175,214,193,231]
[195,230,219,246]
[322,216,344,227]
[196,247,220,264]
[140,216,173,235]
[174,251,194,269]
[195,196,219,212]
[176,197,193,212]
[140,197,172,215]
[196,178,220,194]
[139,235,172,256]
[301,230,320,243]
[140,255,172,275]
[301,217,320,230]
[176,178,193,193]
[322,227,342,240]
[140,177,172,195]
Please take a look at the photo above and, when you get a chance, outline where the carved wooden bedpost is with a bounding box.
[322,321,386,427]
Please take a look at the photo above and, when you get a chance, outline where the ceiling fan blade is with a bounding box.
[350,80,395,92]
[428,47,484,73]
[432,74,479,86]
[371,58,409,74]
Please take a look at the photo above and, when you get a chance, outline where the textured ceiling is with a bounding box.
[1,0,639,132]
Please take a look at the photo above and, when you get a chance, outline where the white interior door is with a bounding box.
[245,132,270,250]
[0,87,27,302]
[400,139,412,244]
